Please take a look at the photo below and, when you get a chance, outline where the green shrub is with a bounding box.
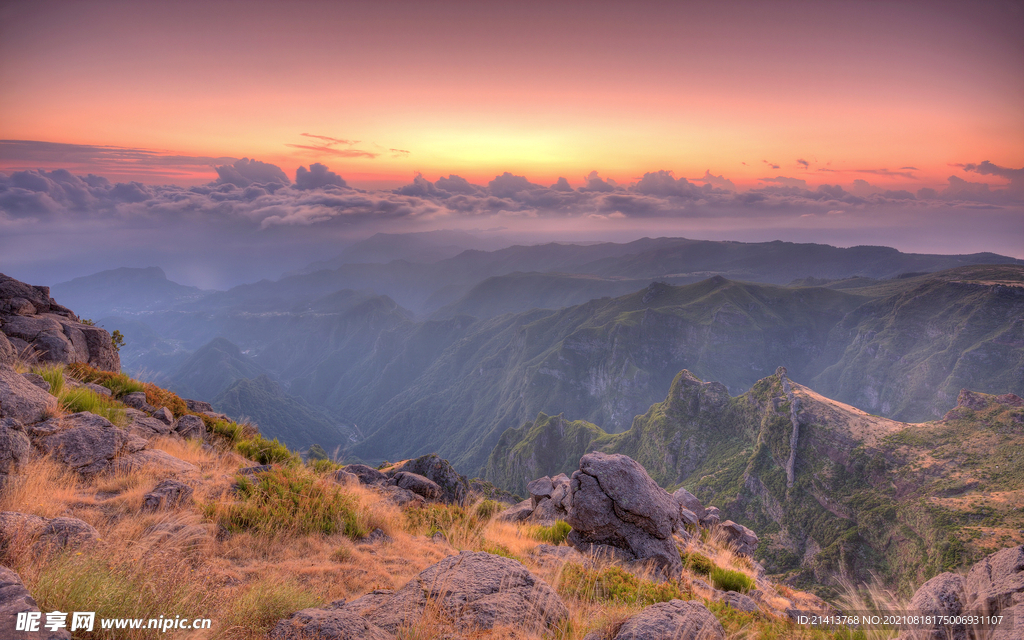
[212,467,366,538]
[309,458,341,474]
[527,520,571,545]
[236,437,295,465]
[475,499,504,520]
[32,363,65,395]
[205,417,249,444]
[710,566,755,593]
[685,552,715,576]
[558,563,686,606]
[58,387,126,427]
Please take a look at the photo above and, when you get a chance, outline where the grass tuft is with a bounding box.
[558,562,686,607]
[216,576,321,640]
[526,520,571,545]
[710,565,755,593]
[58,387,126,427]
[235,436,295,465]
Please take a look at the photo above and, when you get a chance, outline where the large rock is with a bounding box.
[38,412,129,475]
[390,471,442,501]
[0,274,119,372]
[673,487,706,519]
[964,544,1024,623]
[111,449,196,474]
[125,409,174,439]
[720,520,759,556]
[597,599,725,640]
[278,551,568,638]
[0,512,97,551]
[173,415,206,440]
[0,512,47,551]
[385,454,468,505]
[567,452,683,576]
[270,607,391,640]
[0,365,57,425]
[0,418,30,485]
[905,572,967,640]
[343,464,387,486]
[0,332,13,366]
[142,479,194,511]
[497,499,535,523]
[39,517,99,549]
[0,565,72,639]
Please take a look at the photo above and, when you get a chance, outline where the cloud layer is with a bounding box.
[1,157,1021,287]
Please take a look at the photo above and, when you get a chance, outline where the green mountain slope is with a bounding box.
[485,368,1024,596]
[213,374,353,452]
[167,337,268,401]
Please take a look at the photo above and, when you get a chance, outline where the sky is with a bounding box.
[0,0,1022,287]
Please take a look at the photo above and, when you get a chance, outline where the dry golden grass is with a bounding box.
[0,455,80,518]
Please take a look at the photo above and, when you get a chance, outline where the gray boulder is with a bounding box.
[0,365,57,424]
[720,520,759,556]
[125,409,173,438]
[121,391,155,412]
[905,572,967,640]
[527,475,555,506]
[270,607,391,640]
[497,498,534,523]
[331,469,359,486]
[173,414,206,440]
[964,544,1024,622]
[142,479,194,511]
[385,454,468,505]
[39,412,129,475]
[0,565,72,639]
[326,551,568,636]
[721,591,759,613]
[151,406,174,425]
[21,373,50,393]
[0,418,30,485]
[0,512,47,551]
[604,599,725,640]
[344,464,387,485]
[39,517,99,549]
[185,398,214,413]
[673,487,706,519]
[700,506,721,527]
[567,452,683,576]
[391,471,442,501]
[378,484,426,508]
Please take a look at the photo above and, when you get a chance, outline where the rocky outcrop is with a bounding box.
[567,452,683,576]
[673,487,706,520]
[142,479,194,512]
[0,274,119,372]
[0,418,30,486]
[384,454,468,505]
[584,599,725,640]
[173,415,205,440]
[344,464,387,486]
[0,565,72,639]
[901,544,1024,640]
[273,551,568,639]
[499,473,573,525]
[720,520,759,557]
[778,367,802,488]
[389,471,441,501]
[0,365,57,425]
[37,412,130,475]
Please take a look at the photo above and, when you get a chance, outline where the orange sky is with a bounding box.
[1,0,1022,191]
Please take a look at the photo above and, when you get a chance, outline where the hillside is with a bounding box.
[485,367,1024,595]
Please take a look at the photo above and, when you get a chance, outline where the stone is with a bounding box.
[21,373,50,393]
[527,475,555,506]
[385,454,468,505]
[700,506,721,527]
[0,512,47,551]
[0,332,14,366]
[0,365,58,424]
[331,469,359,486]
[125,409,173,438]
[497,498,535,523]
[720,520,759,556]
[344,463,387,485]
[378,484,426,508]
[142,479,194,511]
[121,391,154,412]
[185,398,214,413]
[673,487,706,519]
[567,452,683,577]
[0,418,30,483]
[112,449,196,474]
[332,551,568,636]
[721,591,759,613]
[391,471,442,501]
[607,599,725,640]
[905,572,967,640]
[152,407,174,425]
[679,508,700,528]
[964,544,1024,619]
[529,543,591,568]
[39,517,99,549]
[270,608,392,640]
[39,412,129,475]
[173,414,206,440]
[0,565,73,639]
